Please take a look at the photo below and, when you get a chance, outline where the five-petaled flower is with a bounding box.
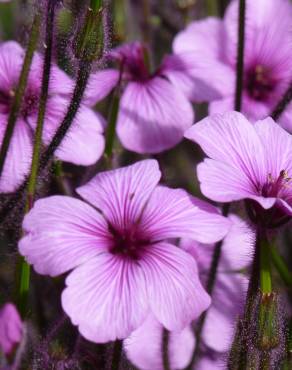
[86,41,194,154]
[0,41,105,193]
[185,111,292,227]
[19,160,231,343]
[171,0,292,132]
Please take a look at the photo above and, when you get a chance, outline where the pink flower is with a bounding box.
[171,0,292,132]
[19,160,231,343]
[0,41,105,193]
[86,42,194,154]
[185,111,292,225]
[124,213,252,369]
[0,303,22,355]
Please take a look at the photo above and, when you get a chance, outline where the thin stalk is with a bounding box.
[271,83,292,121]
[111,340,123,370]
[162,329,170,370]
[0,13,41,179]
[270,245,292,287]
[187,204,230,369]
[234,0,246,111]
[17,0,57,318]
[260,238,272,294]
[104,63,124,159]
[26,0,56,211]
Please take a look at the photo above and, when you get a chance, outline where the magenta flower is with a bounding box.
[19,160,232,343]
[0,41,105,193]
[124,213,252,369]
[185,111,292,225]
[86,42,194,154]
[172,0,292,131]
[0,303,22,355]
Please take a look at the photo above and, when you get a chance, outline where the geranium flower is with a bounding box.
[86,41,194,154]
[0,303,22,355]
[185,111,292,225]
[171,0,292,132]
[124,213,252,369]
[19,160,231,343]
[0,41,105,193]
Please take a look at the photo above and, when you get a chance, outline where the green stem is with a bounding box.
[18,0,56,318]
[260,238,272,294]
[270,245,292,287]
[111,340,123,370]
[0,13,41,179]
[234,0,246,111]
[104,63,124,159]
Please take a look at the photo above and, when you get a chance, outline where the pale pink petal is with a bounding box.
[62,253,148,343]
[209,95,270,121]
[182,215,254,272]
[202,273,248,352]
[0,41,24,89]
[162,53,234,102]
[173,17,224,58]
[185,111,267,187]
[0,117,32,193]
[254,117,292,176]
[196,159,256,203]
[84,69,120,106]
[50,64,74,96]
[197,355,226,370]
[279,104,292,133]
[139,186,231,243]
[0,303,22,355]
[55,106,105,165]
[124,315,195,370]
[141,242,211,331]
[77,160,161,231]
[39,96,105,166]
[117,77,194,154]
[19,196,110,276]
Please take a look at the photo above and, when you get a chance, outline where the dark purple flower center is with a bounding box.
[109,226,150,260]
[0,87,39,118]
[262,170,291,198]
[245,65,275,101]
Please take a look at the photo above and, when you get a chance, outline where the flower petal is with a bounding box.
[84,69,120,105]
[185,111,267,188]
[0,303,22,355]
[0,117,32,193]
[124,315,195,370]
[62,253,148,343]
[19,196,110,276]
[0,41,24,88]
[117,77,194,153]
[141,242,211,331]
[162,53,234,102]
[139,186,231,243]
[254,117,292,176]
[77,160,161,231]
[173,17,224,58]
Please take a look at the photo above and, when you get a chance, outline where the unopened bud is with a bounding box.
[256,292,280,350]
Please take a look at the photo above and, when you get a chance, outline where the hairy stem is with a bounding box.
[234,0,246,111]
[17,0,57,318]
[0,13,41,179]
[162,329,170,370]
[271,83,292,121]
